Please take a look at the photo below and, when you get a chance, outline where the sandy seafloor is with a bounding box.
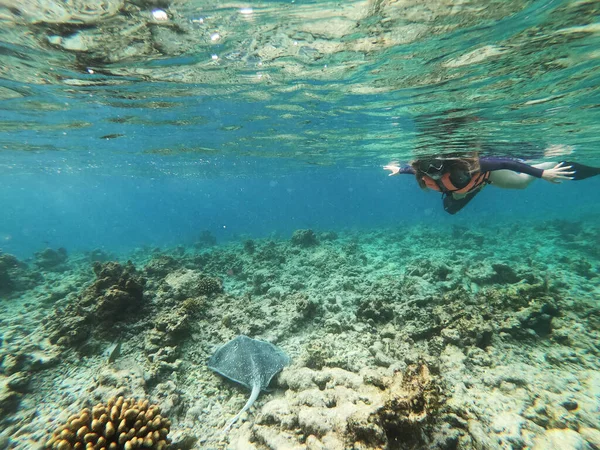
[0,219,599,450]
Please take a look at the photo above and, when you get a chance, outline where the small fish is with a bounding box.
[100,133,125,140]
[104,342,121,363]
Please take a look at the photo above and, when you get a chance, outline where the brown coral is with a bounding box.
[45,396,172,450]
[46,261,147,347]
[250,364,439,450]
[196,275,222,296]
[372,364,439,447]
[87,262,146,318]
[291,229,319,247]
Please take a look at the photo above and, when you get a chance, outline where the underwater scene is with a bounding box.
[1,1,599,449]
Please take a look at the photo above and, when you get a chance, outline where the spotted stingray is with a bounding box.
[208,335,290,432]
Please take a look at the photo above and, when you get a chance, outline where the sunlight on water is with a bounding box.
[1,0,600,174]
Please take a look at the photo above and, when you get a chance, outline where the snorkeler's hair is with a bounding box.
[411,153,480,189]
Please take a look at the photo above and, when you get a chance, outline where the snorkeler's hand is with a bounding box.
[383,164,401,176]
[541,162,575,183]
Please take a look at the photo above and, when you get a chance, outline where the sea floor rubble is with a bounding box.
[0,220,598,449]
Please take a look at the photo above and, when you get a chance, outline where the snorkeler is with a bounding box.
[384,155,600,214]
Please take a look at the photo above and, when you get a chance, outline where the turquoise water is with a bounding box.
[0,1,599,449]
[1,0,599,256]
[0,169,598,257]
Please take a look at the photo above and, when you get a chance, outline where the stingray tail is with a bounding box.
[223,383,261,433]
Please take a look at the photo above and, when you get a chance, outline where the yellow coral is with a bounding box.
[45,396,172,450]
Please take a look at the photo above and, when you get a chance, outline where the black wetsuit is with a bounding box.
[481,158,600,180]
[443,158,542,214]
[397,157,600,214]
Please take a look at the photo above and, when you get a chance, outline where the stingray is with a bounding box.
[208,335,290,432]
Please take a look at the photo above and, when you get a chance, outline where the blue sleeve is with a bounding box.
[398,165,416,175]
[479,157,544,178]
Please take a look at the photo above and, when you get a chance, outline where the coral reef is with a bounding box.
[162,269,222,299]
[0,375,22,418]
[255,241,286,264]
[85,248,112,263]
[86,262,146,319]
[44,396,172,450]
[46,261,146,346]
[243,240,256,254]
[144,255,180,279]
[1,219,598,449]
[356,296,394,324]
[240,364,438,450]
[319,231,338,241]
[0,252,21,294]
[0,251,39,295]
[195,230,217,248]
[291,229,319,248]
[34,247,68,271]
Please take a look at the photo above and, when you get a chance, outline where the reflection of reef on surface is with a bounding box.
[0,0,529,86]
[1,0,597,166]
[0,219,599,449]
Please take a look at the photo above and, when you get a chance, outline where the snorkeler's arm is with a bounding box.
[479,158,545,178]
[383,164,415,176]
[480,158,575,183]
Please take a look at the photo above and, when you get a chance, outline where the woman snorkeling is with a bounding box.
[384,154,600,214]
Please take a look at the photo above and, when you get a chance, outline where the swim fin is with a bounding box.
[562,162,600,181]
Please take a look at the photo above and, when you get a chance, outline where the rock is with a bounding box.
[34,247,68,270]
[90,262,146,310]
[144,255,179,277]
[373,351,393,368]
[579,427,600,449]
[10,0,124,24]
[356,297,394,323]
[0,380,21,416]
[196,230,217,247]
[246,365,438,449]
[468,419,497,449]
[0,252,32,295]
[291,229,319,247]
[491,263,521,284]
[380,323,396,339]
[6,372,30,393]
[561,399,578,411]
[430,422,460,450]
[490,412,525,448]
[0,434,10,450]
[441,328,461,344]
[301,340,334,370]
[60,32,91,52]
[164,269,222,298]
[46,261,146,346]
[169,431,197,450]
[532,429,586,450]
